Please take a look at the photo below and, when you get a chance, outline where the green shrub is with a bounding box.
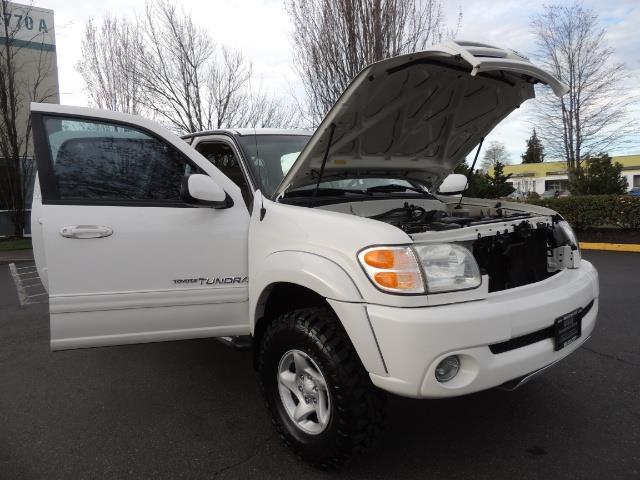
[527,191,540,200]
[0,239,32,251]
[529,195,640,230]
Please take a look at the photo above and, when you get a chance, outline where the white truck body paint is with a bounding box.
[30,103,251,350]
[368,262,598,397]
[29,41,597,398]
[275,40,568,198]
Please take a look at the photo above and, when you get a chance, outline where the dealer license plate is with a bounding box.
[554,309,582,351]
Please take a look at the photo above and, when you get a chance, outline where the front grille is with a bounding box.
[473,222,555,292]
[489,299,594,354]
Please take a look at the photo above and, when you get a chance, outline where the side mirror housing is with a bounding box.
[438,174,468,195]
[180,174,233,208]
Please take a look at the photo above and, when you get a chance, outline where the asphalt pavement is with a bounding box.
[0,251,638,479]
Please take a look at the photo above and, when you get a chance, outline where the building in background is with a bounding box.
[0,2,59,236]
[502,155,640,196]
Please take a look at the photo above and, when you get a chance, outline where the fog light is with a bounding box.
[435,355,460,383]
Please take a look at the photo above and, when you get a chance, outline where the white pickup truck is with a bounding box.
[30,41,598,468]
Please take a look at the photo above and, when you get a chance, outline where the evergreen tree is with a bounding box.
[521,129,545,163]
[569,153,628,194]
[453,162,490,198]
[485,161,515,198]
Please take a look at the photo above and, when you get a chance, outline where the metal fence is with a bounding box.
[9,262,46,305]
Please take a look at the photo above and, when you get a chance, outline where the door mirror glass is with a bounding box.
[181,174,231,208]
[438,174,468,195]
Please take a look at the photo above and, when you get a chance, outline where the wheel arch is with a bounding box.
[250,251,386,375]
[251,285,387,376]
[252,282,328,370]
[250,250,363,331]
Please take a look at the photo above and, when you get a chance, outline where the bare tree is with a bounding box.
[135,0,213,133]
[76,16,144,114]
[0,0,57,237]
[133,0,293,133]
[286,0,461,124]
[531,2,637,176]
[480,141,510,172]
[206,48,294,129]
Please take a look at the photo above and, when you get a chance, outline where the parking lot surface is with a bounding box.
[1,251,638,479]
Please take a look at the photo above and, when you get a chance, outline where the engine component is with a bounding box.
[369,203,535,234]
[472,222,555,292]
[368,203,451,233]
[369,203,493,233]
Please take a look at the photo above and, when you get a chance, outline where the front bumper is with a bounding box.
[365,261,599,398]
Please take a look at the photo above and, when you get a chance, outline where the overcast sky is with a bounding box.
[42,0,640,163]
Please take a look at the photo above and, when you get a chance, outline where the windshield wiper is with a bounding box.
[284,187,371,198]
[366,184,434,197]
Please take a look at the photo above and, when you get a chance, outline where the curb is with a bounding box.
[0,250,34,264]
[579,242,640,253]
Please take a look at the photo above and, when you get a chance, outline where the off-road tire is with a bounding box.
[257,307,386,469]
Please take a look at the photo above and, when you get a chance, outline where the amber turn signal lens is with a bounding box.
[374,271,421,290]
[364,249,395,269]
[374,271,398,289]
[358,246,425,294]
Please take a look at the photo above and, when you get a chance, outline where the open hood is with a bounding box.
[274,40,567,198]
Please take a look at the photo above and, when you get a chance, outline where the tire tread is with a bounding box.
[257,307,386,469]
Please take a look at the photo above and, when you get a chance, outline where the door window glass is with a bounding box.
[544,179,569,192]
[195,141,252,207]
[43,117,200,203]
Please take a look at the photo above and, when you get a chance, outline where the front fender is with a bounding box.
[249,250,363,325]
[249,250,387,375]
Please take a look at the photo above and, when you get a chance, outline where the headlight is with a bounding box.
[556,220,579,250]
[358,243,482,294]
[413,243,481,293]
[358,246,424,294]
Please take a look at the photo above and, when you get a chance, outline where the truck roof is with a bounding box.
[181,128,312,140]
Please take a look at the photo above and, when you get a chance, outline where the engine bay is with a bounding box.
[368,201,533,234]
[313,197,579,293]
[363,201,572,293]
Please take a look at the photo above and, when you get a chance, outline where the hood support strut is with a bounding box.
[457,136,485,209]
[309,123,337,208]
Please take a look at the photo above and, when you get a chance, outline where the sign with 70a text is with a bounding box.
[1,2,55,48]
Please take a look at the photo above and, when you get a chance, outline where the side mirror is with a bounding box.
[180,174,233,208]
[438,174,468,195]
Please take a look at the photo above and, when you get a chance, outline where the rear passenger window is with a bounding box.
[42,117,200,203]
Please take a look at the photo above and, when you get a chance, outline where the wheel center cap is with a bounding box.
[278,349,331,435]
[301,377,316,396]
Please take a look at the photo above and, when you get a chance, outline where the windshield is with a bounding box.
[236,134,311,197]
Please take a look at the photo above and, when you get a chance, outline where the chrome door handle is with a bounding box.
[60,225,114,239]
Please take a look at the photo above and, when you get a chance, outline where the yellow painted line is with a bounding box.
[579,242,640,253]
